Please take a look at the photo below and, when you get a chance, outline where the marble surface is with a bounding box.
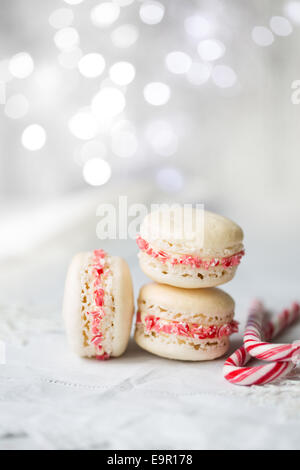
[1,198,300,450]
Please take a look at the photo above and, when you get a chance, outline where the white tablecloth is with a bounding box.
[1,197,300,450]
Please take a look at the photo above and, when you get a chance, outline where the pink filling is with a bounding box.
[136,235,245,270]
[136,312,239,340]
[86,249,111,360]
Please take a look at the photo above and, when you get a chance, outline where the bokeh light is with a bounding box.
[285,1,300,23]
[144,82,170,106]
[146,120,178,156]
[139,1,165,25]
[91,2,120,28]
[187,62,211,86]
[184,15,211,38]
[197,39,225,61]
[5,94,29,119]
[58,47,82,69]
[78,53,106,78]
[91,87,126,119]
[165,51,192,75]
[49,8,74,29]
[252,26,274,46]
[156,167,183,192]
[54,27,80,50]
[69,110,98,140]
[111,24,139,48]
[3,0,296,237]
[109,61,135,85]
[22,124,47,151]
[83,158,112,186]
[270,16,293,36]
[9,52,34,79]
[212,65,237,88]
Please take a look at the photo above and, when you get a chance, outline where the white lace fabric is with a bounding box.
[1,301,300,450]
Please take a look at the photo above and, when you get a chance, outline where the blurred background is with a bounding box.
[0,0,299,313]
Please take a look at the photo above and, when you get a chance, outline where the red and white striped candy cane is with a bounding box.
[244,301,300,362]
[223,345,295,386]
[223,300,299,386]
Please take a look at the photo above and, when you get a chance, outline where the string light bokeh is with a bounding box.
[1,0,300,258]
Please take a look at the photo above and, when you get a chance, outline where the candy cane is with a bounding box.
[223,301,299,386]
[223,345,295,386]
[244,301,300,362]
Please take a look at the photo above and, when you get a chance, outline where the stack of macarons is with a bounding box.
[62,206,244,362]
[135,207,244,361]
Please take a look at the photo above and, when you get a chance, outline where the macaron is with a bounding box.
[135,283,238,361]
[137,207,244,288]
[63,249,134,359]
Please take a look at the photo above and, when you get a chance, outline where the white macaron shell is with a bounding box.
[135,329,229,361]
[140,208,244,257]
[138,283,235,324]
